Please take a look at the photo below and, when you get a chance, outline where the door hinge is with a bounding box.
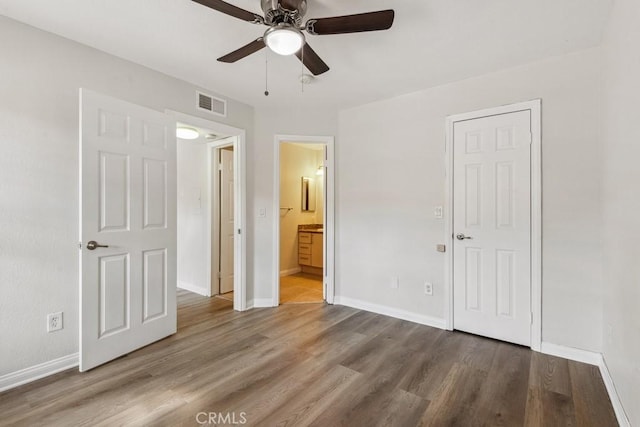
[237,229,241,235]
[530,312,534,325]
[217,271,222,279]
[78,241,82,249]
[527,132,533,145]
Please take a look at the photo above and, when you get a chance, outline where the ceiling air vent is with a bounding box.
[197,91,227,117]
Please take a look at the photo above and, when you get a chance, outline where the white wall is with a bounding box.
[0,16,253,376]
[601,0,640,423]
[337,48,603,352]
[250,107,338,301]
[176,138,209,295]
[279,144,322,273]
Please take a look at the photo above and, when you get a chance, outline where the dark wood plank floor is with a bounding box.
[0,291,618,427]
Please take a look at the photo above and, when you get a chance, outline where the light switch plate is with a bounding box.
[434,206,444,219]
[258,208,266,218]
[436,244,446,253]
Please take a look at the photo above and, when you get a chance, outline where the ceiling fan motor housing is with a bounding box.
[261,0,307,26]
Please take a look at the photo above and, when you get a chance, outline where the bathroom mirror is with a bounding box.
[301,177,316,212]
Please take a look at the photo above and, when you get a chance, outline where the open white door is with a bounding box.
[79,89,177,371]
[219,148,234,294]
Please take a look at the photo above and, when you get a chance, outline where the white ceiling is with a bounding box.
[0,0,613,109]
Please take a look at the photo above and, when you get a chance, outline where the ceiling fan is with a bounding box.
[192,0,395,76]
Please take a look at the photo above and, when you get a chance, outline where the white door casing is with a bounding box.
[452,108,533,347]
[219,148,234,294]
[80,89,177,371]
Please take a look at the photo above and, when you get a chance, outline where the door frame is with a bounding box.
[273,134,335,306]
[167,110,248,311]
[444,99,542,351]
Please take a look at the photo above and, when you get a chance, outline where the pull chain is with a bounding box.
[300,45,305,93]
[264,48,269,96]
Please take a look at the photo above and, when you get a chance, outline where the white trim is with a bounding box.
[539,343,630,426]
[252,299,274,308]
[539,342,601,366]
[273,135,335,307]
[0,353,78,393]
[177,281,209,297]
[444,99,542,351]
[166,111,248,312]
[280,267,302,277]
[334,296,446,330]
[599,357,631,427]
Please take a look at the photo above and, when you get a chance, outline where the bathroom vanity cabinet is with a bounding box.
[298,231,323,269]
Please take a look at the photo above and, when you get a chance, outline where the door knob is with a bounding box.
[456,234,472,241]
[87,241,109,250]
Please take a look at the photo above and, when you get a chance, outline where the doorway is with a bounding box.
[445,100,542,349]
[170,111,247,312]
[273,135,335,306]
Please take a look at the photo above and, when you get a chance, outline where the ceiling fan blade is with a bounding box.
[218,38,265,63]
[192,0,261,23]
[306,10,395,35]
[295,43,330,76]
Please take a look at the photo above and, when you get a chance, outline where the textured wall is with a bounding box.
[601,0,640,423]
[0,16,253,376]
[337,48,603,352]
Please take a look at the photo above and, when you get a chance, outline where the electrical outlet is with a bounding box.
[391,277,399,289]
[47,312,63,332]
[424,282,433,296]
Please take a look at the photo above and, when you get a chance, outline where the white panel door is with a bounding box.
[80,89,177,371]
[453,110,531,346]
[219,148,234,294]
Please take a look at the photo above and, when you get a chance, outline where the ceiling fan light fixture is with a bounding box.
[264,24,305,56]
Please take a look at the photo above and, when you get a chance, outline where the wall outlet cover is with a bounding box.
[424,282,433,296]
[47,312,63,332]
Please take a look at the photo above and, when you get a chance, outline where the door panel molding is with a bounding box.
[444,99,542,351]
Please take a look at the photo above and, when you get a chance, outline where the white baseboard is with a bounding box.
[0,353,78,393]
[178,281,209,297]
[598,356,631,427]
[252,298,274,308]
[539,342,602,366]
[334,296,446,329]
[280,267,301,277]
[540,343,630,426]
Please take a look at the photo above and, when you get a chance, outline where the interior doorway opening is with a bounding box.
[171,111,247,312]
[273,135,335,307]
[279,142,325,304]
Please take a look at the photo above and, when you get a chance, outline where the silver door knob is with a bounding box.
[87,241,109,250]
[456,234,472,241]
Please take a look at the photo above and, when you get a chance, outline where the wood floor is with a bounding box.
[280,273,323,304]
[0,291,617,427]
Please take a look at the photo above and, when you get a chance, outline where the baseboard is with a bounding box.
[178,281,209,297]
[0,353,78,393]
[598,356,631,427]
[280,267,301,277]
[334,296,446,329]
[539,342,602,366]
[540,343,630,426]
[252,298,274,308]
